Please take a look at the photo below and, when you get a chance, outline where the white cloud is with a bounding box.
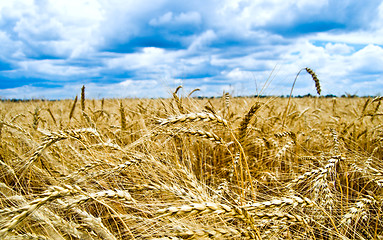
[270,41,383,96]
[188,30,216,51]
[325,43,354,55]
[149,12,173,26]
[349,44,383,74]
[17,59,97,77]
[315,31,383,45]
[0,31,22,58]
[105,47,179,71]
[97,0,168,46]
[176,12,201,25]
[0,0,103,58]
[149,11,201,26]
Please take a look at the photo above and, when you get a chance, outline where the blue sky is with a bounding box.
[0,0,383,99]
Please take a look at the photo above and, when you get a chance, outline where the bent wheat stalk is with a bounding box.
[283,67,321,128]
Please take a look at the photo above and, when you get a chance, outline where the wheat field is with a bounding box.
[0,85,382,239]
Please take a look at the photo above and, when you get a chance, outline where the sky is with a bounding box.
[0,0,383,99]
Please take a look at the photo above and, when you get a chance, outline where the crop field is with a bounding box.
[0,86,383,239]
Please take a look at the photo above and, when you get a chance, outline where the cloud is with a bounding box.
[349,44,383,74]
[324,43,354,55]
[0,0,103,59]
[0,0,383,99]
[149,11,201,27]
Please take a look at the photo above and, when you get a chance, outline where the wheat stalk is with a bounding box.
[45,108,56,125]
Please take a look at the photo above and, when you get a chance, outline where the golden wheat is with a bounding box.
[0,86,382,239]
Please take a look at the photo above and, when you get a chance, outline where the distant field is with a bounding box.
[0,94,382,239]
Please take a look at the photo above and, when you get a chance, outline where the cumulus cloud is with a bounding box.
[0,0,382,99]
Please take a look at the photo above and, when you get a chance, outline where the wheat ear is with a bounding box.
[238,103,261,142]
[341,197,375,225]
[0,183,90,240]
[119,101,126,131]
[274,131,297,143]
[164,127,225,145]
[156,202,234,217]
[57,199,118,240]
[305,68,321,95]
[69,95,78,120]
[287,157,339,188]
[10,113,26,123]
[19,128,99,177]
[167,226,253,239]
[246,196,312,211]
[157,202,304,222]
[187,88,200,98]
[0,185,77,237]
[0,121,32,138]
[158,112,228,127]
[172,85,186,114]
[81,85,85,112]
[372,96,383,103]
[65,189,135,209]
[30,107,41,130]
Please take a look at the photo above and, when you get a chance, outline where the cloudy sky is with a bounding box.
[0,0,382,99]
